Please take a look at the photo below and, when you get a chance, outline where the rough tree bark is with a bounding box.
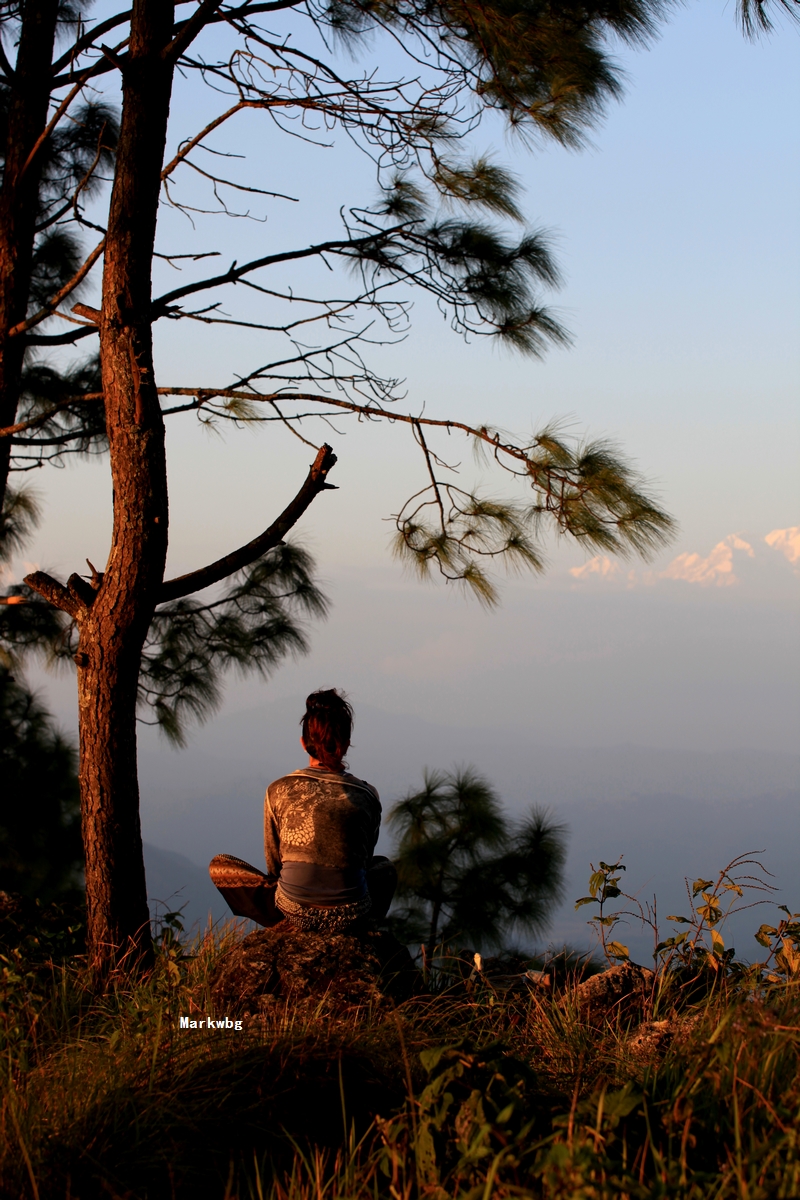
[0,0,60,500]
[70,0,177,969]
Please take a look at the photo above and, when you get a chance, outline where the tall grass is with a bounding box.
[1,912,799,1198]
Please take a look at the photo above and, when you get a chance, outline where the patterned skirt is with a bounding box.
[275,887,372,932]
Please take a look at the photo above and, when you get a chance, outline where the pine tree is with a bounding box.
[388,767,566,958]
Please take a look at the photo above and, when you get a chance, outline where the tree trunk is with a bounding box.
[425,856,451,960]
[78,0,176,971]
[426,895,444,962]
[0,0,60,505]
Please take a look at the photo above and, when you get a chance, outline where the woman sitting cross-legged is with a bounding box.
[209,689,396,932]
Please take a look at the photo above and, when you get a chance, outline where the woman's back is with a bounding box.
[265,766,381,875]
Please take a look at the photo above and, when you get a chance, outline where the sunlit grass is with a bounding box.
[2,914,800,1199]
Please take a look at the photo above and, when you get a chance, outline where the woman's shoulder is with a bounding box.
[269,767,380,805]
[265,769,314,803]
[268,767,377,791]
[341,771,380,804]
[304,767,379,803]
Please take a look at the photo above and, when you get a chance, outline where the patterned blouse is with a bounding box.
[264,767,382,926]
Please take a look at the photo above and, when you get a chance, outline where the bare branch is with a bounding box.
[24,325,98,348]
[23,571,85,620]
[153,385,526,459]
[212,0,304,18]
[0,390,103,440]
[159,442,337,602]
[8,240,105,338]
[151,228,402,314]
[178,156,298,202]
[72,303,101,323]
[163,0,225,64]
[161,102,251,180]
[414,419,447,531]
[51,10,132,76]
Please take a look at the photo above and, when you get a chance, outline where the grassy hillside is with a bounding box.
[2,898,799,1200]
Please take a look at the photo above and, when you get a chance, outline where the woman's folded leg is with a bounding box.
[208,853,284,927]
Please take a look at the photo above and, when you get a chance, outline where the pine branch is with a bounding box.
[140,542,327,743]
[152,387,674,604]
[158,442,337,602]
[150,229,403,315]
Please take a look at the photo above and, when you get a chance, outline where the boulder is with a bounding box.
[626,1012,700,1060]
[208,925,420,1017]
[571,961,655,1024]
[626,1018,675,1059]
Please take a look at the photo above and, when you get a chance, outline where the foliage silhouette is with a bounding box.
[0,666,82,902]
[388,766,566,957]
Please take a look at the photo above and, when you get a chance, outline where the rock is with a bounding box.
[476,954,552,997]
[208,925,421,1017]
[626,1019,675,1058]
[626,1012,700,1060]
[572,961,655,1024]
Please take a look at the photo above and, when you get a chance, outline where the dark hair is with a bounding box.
[301,689,353,769]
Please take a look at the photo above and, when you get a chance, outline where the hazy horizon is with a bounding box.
[138,693,800,962]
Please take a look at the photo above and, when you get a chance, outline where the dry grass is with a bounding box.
[2,916,800,1199]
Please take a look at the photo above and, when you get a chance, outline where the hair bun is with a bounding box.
[305,689,339,712]
[301,689,354,769]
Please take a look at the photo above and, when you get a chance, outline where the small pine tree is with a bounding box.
[387,767,566,958]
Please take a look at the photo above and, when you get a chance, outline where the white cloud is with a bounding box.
[660,534,754,587]
[765,526,800,567]
[569,555,622,581]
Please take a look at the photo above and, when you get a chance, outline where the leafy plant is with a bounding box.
[574,859,632,963]
[575,851,800,990]
[379,1040,541,1194]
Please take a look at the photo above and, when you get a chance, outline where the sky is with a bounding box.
[7,2,800,954]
